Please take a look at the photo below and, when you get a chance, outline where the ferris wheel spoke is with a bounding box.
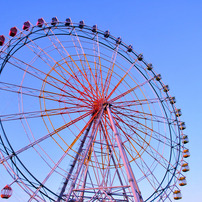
[111,121,175,175]
[143,145,179,184]
[113,108,157,123]
[19,30,57,68]
[113,97,163,106]
[112,107,175,125]
[135,157,172,201]
[0,84,88,113]
[69,28,101,97]
[42,61,94,102]
[112,110,176,148]
[113,103,171,119]
[103,45,119,96]
[40,95,90,107]
[106,60,138,100]
[5,54,47,81]
[113,115,150,154]
[112,118,177,180]
[109,110,180,174]
[43,27,98,99]
[0,81,90,108]
[93,33,104,97]
[0,111,92,164]
[125,130,177,174]
[19,37,94,101]
[66,54,99,99]
[0,87,89,111]
[0,81,68,99]
[123,143,168,194]
[6,56,93,104]
[0,107,90,122]
[112,107,170,140]
[109,76,155,103]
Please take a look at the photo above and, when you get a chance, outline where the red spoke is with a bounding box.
[109,76,155,103]
[111,108,175,146]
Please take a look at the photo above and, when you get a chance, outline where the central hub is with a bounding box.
[93,98,105,113]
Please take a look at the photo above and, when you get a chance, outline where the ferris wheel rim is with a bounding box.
[0,20,186,201]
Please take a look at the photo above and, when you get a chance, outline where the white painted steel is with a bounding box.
[107,105,143,202]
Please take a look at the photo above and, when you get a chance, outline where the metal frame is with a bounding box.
[0,20,186,201]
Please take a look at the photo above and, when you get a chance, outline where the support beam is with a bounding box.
[107,105,143,202]
[100,123,128,201]
[66,108,105,201]
[79,146,92,201]
[57,121,93,201]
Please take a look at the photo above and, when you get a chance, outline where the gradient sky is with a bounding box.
[0,0,201,201]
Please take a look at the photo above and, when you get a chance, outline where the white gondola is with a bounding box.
[179,176,187,186]
[155,74,162,81]
[176,109,182,117]
[183,149,190,158]
[170,97,176,104]
[182,135,189,144]
[182,162,190,172]
[127,45,133,52]
[173,190,182,200]
[138,54,143,61]
[163,85,169,92]
[147,63,153,70]
[179,122,186,130]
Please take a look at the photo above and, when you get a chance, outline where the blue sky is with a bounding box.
[0,0,201,201]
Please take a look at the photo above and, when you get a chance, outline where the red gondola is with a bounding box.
[51,17,58,26]
[9,27,17,37]
[1,185,12,199]
[23,21,31,30]
[0,35,5,46]
[37,18,44,27]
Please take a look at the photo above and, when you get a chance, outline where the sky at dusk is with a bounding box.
[0,0,202,201]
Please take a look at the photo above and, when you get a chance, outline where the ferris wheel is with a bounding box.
[0,17,190,201]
